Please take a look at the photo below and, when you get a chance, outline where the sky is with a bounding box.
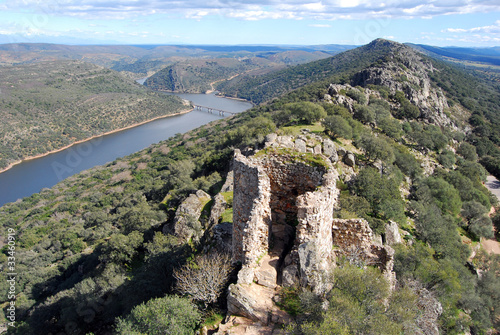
[0,0,499,47]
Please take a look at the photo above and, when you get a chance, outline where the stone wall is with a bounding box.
[332,218,396,288]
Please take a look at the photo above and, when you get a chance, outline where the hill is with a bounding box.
[0,39,499,334]
[143,57,281,93]
[0,60,188,170]
[411,44,500,66]
[216,39,406,104]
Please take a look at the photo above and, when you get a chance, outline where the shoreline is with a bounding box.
[0,107,193,175]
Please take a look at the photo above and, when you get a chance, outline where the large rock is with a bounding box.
[282,264,299,287]
[208,193,227,227]
[166,189,210,242]
[220,171,234,193]
[298,240,332,295]
[385,221,402,245]
[344,152,356,167]
[294,139,307,153]
[227,283,274,324]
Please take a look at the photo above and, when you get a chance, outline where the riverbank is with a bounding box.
[0,107,193,175]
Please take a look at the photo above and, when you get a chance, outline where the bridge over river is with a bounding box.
[193,105,236,116]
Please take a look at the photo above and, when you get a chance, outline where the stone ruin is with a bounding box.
[232,148,339,293]
[224,134,398,327]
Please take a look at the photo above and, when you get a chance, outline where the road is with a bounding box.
[483,175,500,255]
[485,175,500,201]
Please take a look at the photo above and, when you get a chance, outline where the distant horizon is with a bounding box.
[0,40,498,49]
[0,1,499,48]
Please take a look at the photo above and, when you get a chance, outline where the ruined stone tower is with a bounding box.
[223,135,396,328]
[231,148,339,292]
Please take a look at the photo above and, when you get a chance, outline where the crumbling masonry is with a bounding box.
[227,135,397,324]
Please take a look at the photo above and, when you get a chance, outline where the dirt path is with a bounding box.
[483,175,500,255]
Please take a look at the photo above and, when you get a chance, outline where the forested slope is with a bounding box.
[0,60,188,170]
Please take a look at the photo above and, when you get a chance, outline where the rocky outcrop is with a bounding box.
[164,189,210,242]
[350,43,453,128]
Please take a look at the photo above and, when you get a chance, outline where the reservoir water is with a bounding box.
[0,93,252,207]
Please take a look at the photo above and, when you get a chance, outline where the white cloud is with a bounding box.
[2,0,500,21]
[442,20,500,35]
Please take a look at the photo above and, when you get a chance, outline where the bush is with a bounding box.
[115,295,201,335]
[457,142,478,161]
[346,88,367,104]
[322,115,352,139]
[353,105,375,124]
[174,252,232,308]
[438,150,457,168]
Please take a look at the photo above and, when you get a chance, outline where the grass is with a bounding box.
[220,191,234,206]
[202,311,224,329]
[278,122,325,136]
[221,208,233,223]
[255,147,330,169]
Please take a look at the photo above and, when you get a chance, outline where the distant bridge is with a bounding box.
[193,105,236,116]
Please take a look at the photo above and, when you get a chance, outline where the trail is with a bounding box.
[483,175,500,255]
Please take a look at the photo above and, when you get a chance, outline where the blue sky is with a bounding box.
[0,0,499,47]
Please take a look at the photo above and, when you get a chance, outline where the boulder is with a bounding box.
[166,189,210,242]
[208,193,227,227]
[294,139,307,153]
[227,283,274,324]
[276,136,294,148]
[344,152,356,167]
[220,171,234,192]
[385,221,402,245]
[314,144,322,154]
[282,264,299,287]
[264,133,278,148]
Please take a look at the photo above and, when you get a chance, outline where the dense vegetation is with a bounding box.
[1,40,500,334]
[0,60,188,170]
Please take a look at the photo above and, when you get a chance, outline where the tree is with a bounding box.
[353,105,375,124]
[378,117,402,138]
[438,149,456,168]
[285,101,326,124]
[174,252,232,308]
[322,115,352,139]
[416,177,462,216]
[457,142,478,161]
[115,295,200,335]
[357,133,395,164]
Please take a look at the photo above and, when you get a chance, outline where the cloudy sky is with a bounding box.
[0,0,499,46]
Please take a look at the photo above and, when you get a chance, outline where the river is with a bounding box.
[0,93,252,207]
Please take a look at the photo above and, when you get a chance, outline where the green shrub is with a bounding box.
[115,295,201,335]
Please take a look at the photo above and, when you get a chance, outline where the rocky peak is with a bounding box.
[352,40,453,128]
